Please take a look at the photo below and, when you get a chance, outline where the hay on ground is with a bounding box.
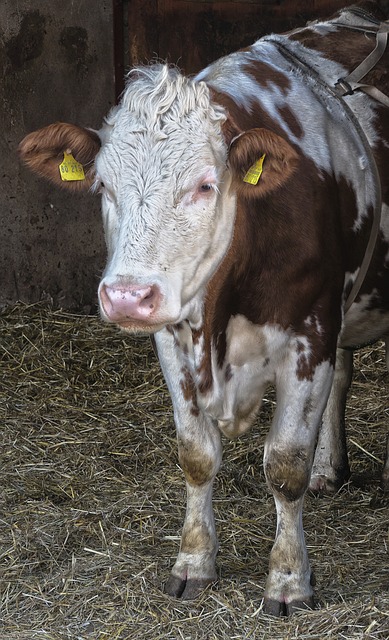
[0,302,388,639]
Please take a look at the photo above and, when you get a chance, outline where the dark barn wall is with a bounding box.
[127,0,350,74]
[0,0,114,311]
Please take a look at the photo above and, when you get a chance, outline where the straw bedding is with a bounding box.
[0,302,388,639]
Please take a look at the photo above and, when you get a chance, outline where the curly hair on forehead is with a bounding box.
[107,63,226,131]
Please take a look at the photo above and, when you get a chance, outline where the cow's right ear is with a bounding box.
[19,122,101,191]
[228,127,299,198]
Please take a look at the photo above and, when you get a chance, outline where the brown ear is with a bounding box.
[19,122,101,191]
[228,127,299,198]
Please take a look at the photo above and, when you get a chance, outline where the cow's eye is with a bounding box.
[199,183,213,192]
[94,181,105,194]
[99,182,115,203]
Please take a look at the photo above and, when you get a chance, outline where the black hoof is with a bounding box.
[308,474,344,495]
[165,575,214,600]
[263,596,315,617]
[164,574,186,598]
[263,598,286,616]
[286,598,315,615]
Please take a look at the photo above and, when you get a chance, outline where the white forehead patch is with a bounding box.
[96,65,230,209]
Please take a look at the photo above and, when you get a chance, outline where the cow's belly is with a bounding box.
[340,296,389,348]
[195,316,287,438]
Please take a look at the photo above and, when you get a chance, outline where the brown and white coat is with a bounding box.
[19,2,389,616]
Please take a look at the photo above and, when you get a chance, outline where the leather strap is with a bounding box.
[335,21,389,108]
[331,13,389,310]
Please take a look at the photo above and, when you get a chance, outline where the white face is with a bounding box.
[95,67,235,332]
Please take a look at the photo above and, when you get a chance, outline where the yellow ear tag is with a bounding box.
[243,154,266,185]
[59,152,85,181]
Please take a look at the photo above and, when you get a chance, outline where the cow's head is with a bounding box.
[19,65,298,333]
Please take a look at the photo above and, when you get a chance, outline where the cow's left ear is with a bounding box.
[228,127,300,198]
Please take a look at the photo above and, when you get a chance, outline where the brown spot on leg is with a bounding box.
[178,438,215,486]
[180,368,200,417]
[265,448,310,501]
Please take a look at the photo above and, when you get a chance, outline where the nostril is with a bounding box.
[99,282,161,322]
[99,283,113,311]
[140,287,156,307]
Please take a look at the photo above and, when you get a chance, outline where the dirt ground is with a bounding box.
[0,303,388,639]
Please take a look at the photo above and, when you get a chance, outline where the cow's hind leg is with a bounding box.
[309,348,352,493]
[164,416,222,599]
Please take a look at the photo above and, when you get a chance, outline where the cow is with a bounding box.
[19,1,389,616]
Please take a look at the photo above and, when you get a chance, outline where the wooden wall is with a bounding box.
[126,0,349,79]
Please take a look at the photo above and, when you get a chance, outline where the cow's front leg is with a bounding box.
[263,358,334,615]
[165,415,222,599]
[309,348,353,493]
[155,330,221,600]
[264,494,313,616]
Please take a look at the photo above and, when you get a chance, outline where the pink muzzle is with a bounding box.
[99,282,161,324]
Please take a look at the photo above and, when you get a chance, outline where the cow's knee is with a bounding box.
[265,448,311,501]
[178,436,220,486]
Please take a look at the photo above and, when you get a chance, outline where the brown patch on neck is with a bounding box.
[243,60,291,95]
[210,88,286,140]
[276,104,303,139]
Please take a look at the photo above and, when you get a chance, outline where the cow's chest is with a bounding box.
[175,316,289,438]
